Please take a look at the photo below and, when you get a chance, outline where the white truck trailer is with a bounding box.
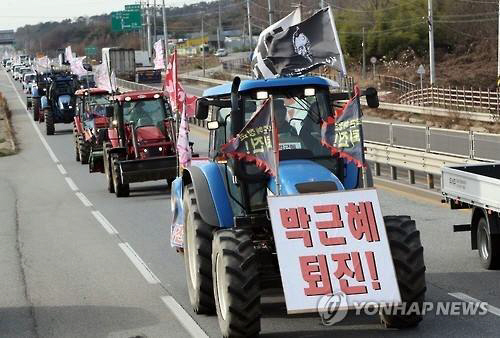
[442,163,500,269]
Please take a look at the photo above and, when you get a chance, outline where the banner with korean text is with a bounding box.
[268,189,401,314]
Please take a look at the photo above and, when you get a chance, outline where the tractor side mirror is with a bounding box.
[106,106,114,118]
[196,98,209,120]
[207,121,220,130]
[365,87,379,108]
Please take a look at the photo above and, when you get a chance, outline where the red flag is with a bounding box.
[164,50,198,117]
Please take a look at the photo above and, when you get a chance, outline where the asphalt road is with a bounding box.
[1,69,500,337]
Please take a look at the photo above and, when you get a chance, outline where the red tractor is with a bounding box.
[103,90,178,197]
[73,88,113,171]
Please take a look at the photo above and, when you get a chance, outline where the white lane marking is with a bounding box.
[75,192,93,207]
[57,164,67,175]
[91,210,119,235]
[4,71,61,163]
[118,243,161,284]
[65,177,79,192]
[161,296,209,338]
[449,292,500,317]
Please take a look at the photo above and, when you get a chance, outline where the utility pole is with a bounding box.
[162,0,168,67]
[320,0,325,8]
[247,0,252,50]
[146,0,152,59]
[497,0,500,85]
[428,0,436,86]
[201,15,206,77]
[218,0,222,50]
[153,0,157,43]
[362,27,366,80]
[268,0,273,25]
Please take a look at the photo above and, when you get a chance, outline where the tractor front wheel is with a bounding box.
[212,229,261,338]
[45,109,54,135]
[380,215,426,328]
[103,143,115,193]
[111,154,129,197]
[183,184,215,314]
[79,138,90,165]
[32,100,40,121]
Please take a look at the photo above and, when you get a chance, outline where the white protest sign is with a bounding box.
[268,189,401,314]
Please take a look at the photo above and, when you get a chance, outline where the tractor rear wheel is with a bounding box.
[212,229,261,338]
[103,143,114,193]
[380,215,426,329]
[45,109,54,135]
[79,138,90,165]
[111,154,129,197]
[183,184,215,314]
[74,132,80,162]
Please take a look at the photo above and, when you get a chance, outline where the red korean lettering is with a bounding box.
[332,252,368,295]
[314,204,346,246]
[365,251,381,290]
[280,207,313,247]
[299,255,333,296]
[345,201,380,242]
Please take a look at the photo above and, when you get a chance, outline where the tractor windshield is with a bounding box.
[123,98,170,128]
[244,88,332,158]
[86,95,111,118]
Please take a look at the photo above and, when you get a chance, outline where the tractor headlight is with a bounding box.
[112,120,118,126]
[69,105,73,109]
[159,146,163,152]
[143,148,148,153]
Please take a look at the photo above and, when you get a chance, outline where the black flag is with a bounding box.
[221,99,278,176]
[251,7,346,79]
[321,86,365,168]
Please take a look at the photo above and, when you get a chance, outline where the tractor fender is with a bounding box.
[181,163,233,228]
[74,116,84,134]
[470,207,500,250]
[108,129,120,148]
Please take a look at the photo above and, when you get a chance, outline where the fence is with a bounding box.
[379,75,417,94]
[399,86,500,115]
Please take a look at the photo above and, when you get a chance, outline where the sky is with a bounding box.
[0,0,211,30]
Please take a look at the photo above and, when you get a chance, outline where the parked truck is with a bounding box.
[442,163,500,269]
[102,47,136,81]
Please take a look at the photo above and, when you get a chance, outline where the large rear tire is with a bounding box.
[183,184,215,314]
[32,100,40,121]
[212,229,261,338]
[103,143,115,193]
[45,109,54,135]
[111,154,129,197]
[477,217,500,269]
[380,216,426,328]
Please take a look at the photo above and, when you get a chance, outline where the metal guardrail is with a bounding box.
[379,75,417,94]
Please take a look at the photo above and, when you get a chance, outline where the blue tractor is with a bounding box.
[170,76,426,337]
[40,72,78,135]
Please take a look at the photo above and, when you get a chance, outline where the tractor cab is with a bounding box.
[110,91,176,158]
[75,88,112,130]
[196,76,372,215]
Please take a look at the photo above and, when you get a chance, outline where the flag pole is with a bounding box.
[269,95,280,195]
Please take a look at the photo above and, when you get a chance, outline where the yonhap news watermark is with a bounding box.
[318,292,489,326]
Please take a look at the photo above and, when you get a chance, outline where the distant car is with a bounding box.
[5,60,12,71]
[17,67,32,82]
[23,73,37,93]
[214,48,228,57]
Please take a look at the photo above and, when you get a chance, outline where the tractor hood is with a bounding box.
[136,126,166,144]
[267,160,344,196]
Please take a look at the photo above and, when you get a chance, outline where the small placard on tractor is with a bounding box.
[268,189,401,314]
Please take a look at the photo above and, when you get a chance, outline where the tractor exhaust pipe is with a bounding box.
[230,76,241,137]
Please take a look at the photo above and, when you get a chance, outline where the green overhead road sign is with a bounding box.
[85,46,97,57]
[125,4,141,11]
[111,10,142,33]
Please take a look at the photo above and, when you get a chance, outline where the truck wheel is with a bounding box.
[79,139,90,165]
[103,144,115,193]
[477,217,500,269]
[111,155,129,197]
[212,229,261,338]
[183,184,215,314]
[380,215,426,329]
[45,110,54,135]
